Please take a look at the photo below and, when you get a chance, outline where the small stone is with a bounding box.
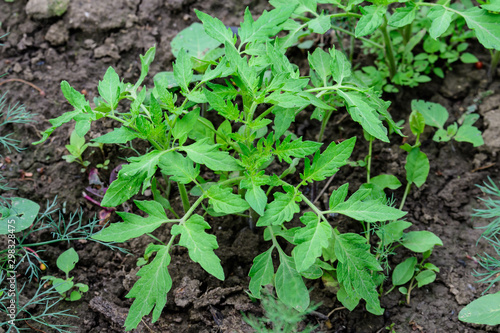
[13,63,22,73]
[45,21,69,46]
[26,0,70,20]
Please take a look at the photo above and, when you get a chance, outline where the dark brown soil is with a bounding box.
[1,1,500,332]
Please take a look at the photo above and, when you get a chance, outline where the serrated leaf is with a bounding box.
[93,127,139,144]
[180,138,242,171]
[355,5,386,37]
[172,109,200,145]
[389,2,417,27]
[427,6,453,39]
[159,151,200,184]
[257,187,300,226]
[330,49,351,85]
[207,185,249,214]
[375,220,412,246]
[171,22,221,59]
[239,6,296,45]
[292,212,333,272]
[241,175,268,216]
[124,246,171,330]
[274,136,322,164]
[392,257,417,286]
[203,88,239,121]
[171,215,224,280]
[405,147,429,188]
[411,100,448,129]
[275,251,310,312]
[459,7,500,50]
[273,107,296,138]
[308,48,332,85]
[307,13,331,34]
[195,10,235,46]
[401,231,443,253]
[134,46,156,90]
[173,49,193,93]
[329,183,349,209]
[459,293,500,325]
[98,67,120,109]
[302,137,356,182]
[249,247,275,298]
[337,285,360,311]
[224,41,257,96]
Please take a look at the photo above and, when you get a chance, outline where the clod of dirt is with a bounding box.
[89,296,145,332]
[193,286,243,309]
[67,0,132,31]
[440,71,470,99]
[45,21,69,46]
[174,276,202,307]
[26,0,69,19]
[482,109,500,153]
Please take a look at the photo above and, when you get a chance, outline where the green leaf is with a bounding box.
[332,188,406,222]
[292,212,333,272]
[307,13,331,33]
[173,49,193,93]
[409,110,426,136]
[375,220,412,246]
[98,67,120,109]
[308,48,332,85]
[257,187,300,226]
[405,147,429,188]
[57,248,79,275]
[337,91,389,142]
[460,52,479,63]
[401,231,443,253]
[134,46,156,90]
[195,10,235,47]
[459,293,500,325]
[207,185,250,214]
[411,100,448,129]
[330,49,352,85]
[172,109,200,145]
[392,257,417,286]
[273,107,296,138]
[274,136,322,164]
[355,5,386,37]
[159,152,200,184]
[482,0,500,12]
[389,2,417,27]
[180,138,242,171]
[337,285,360,311]
[61,81,91,113]
[265,91,310,108]
[93,201,168,242]
[302,137,356,182]
[241,174,268,216]
[224,42,258,96]
[455,118,484,147]
[124,246,171,330]
[459,7,500,50]
[171,214,224,280]
[248,247,275,298]
[334,233,383,315]
[203,88,239,121]
[416,270,436,287]
[427,6,453,39]
[171,22,221,59]
[239,6,296,45]
[93,127,139,144]
[370,174,402,191]
[329,183,350,209]
[275,251,310,312]
[0,197,40,234]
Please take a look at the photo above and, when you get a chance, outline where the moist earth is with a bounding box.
[1,0,500,332]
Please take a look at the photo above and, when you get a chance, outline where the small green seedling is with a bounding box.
[0,197,40,234]
[62,129,101,172]
[41,248,88,301]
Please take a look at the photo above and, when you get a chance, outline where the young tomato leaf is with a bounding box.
[93,201,168,243]
[238,6,296,45]
[61,81,91,113]
[134,45,156,90]
[405,147,429,188]
[224,41,258,97]
[275,251,310,312]
[207,184,250,214]
[241,173,268,216]
[257,186,300,226]
[180,138,242,171]
[458,7,500,50]
[330,48,352,85]
[332,193,406,222]
[274,136,322,164]
[248,246,275,298]
[334,233,383,315]
[171,214,224,280]
[172,109,200,145]
[98,67,121,110]
[159,151,200,185]
[427,6,453,40]
[292,212,333,272]
[273,107,296,138]
[401,231,443,253]
[302,137,356,182]
[203,88,239,121]
[355,5,386,37]
[173,48,193,93]
[337,285,360,311]
[375,220,412,246]
[124,246,172,330]
[329,183,350,209]
[392,257,417,286]
[307,12,331,34]
[93,127,139,144]
[308,48,332,85]
[389,2,417,28]
[195,10,236,46]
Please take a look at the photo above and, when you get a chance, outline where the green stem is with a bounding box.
[489,50,500,79]
[367,138,374,184]
[178,183,191,214]
[399,182,412,211]
[329,25,384,49]
[301,194,330,224]
[318,109,334,142]
[380,15,397,79]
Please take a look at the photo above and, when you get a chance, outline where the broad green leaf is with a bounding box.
[416,270,436,287]
[460,52,479,63]
[482,0,500,11]
[180,138,242,171]
[93,127,139,144]
[335,233,383,315]
[375,220,412,246]
[409,110,425,136]
[239,6,296,45]
[57,248,79,275]
[337,285,360,311]
[412,100,448,129]
[274,136,322,164]
[389,2,417,27]
[170,22,221,59]
[307,13,331,34]
[275,251,310,312]
[93,201,168,242]
[459,7,500,50]
[171,215,224,280]
[459,293,500,325]
[249,247,275,298]
[265,91,310,108]
[159,151,200,184]
[172,109,200,145]
[355,5,386,37]
[401,231,443,253]
[370,174,402,190]
[207,185,250,214]
[455,122,484,147]
[257,187,300,226]
[0,197,40,234]
[292,212,333,272]
[124,246,171,330]
[173,49,193,93]
[392,257,417,286]
[273,107,296,138]
[241,174,268,216]
[330,48,351,85]
[302,137,356,182]
[308,48,332,85]
[101,175,143,208]
[427,6,453,39]
[153,71,203,90]
[98,67,120,109]
[195,10,235,46]
[405,147,429,187]
[337,91,389,142]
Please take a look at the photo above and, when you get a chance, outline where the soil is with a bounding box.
[1,0,500,332]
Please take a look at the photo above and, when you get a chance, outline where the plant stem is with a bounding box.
[367,137,373,183]
[379,15,397,79]
[301,194,330,223]
[489,50,499,79]
[329,25,384,49]
[178,183,190,214]
[318,109,334,142]
[399,182,412,211]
